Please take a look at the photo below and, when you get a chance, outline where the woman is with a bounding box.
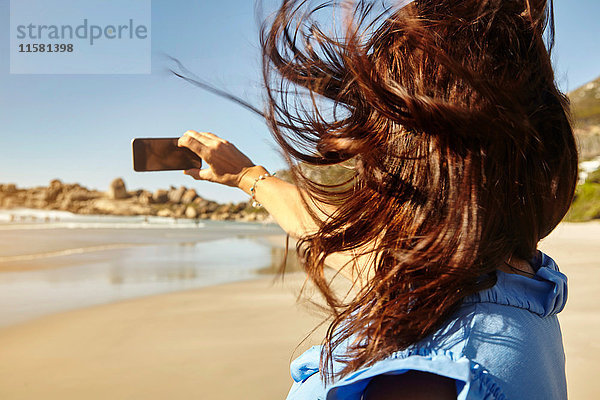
[177,0,576,398]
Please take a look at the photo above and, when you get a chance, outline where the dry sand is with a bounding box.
[0,223,598,399]
[538,222,600,400]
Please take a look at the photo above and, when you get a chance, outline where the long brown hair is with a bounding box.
[259,0,578,382]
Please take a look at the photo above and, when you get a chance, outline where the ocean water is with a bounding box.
[0,207,266,229]
[0,208,294,328]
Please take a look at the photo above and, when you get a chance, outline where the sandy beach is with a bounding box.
[538,222,600,400]
[0,222,598,399]
[0,272,329,400]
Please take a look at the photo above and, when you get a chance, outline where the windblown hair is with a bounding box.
[258,0,578,382]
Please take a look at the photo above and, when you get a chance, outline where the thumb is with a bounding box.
[184,168,214,182]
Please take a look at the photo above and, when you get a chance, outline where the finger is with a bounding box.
[178,130,214,150]
[183,168,201,180]
[184,130,219,145]
[184,168,214,182]
[181,131,229,160]
[177,135,207,158]
[195,131,227,143]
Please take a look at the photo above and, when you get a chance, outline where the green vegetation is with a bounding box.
[565,169,600,222]
[587,168,600,184]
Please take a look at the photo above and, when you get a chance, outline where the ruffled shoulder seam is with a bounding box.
[324,347,508,400]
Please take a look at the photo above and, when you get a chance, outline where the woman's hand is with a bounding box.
[177,130,257,189]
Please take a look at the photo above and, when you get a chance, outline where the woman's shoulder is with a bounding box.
[287,333,506,400]
[291,341,507,400]
[318,306,564,400]
[337,254,567,398]
[287,316,563,400]
[287,252,568,400]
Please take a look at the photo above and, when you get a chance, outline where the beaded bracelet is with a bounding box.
[249,171,276,207]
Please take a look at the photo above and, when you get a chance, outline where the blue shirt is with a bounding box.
[286,251,568,399]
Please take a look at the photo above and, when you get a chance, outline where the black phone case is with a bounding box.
[132,138,203,171]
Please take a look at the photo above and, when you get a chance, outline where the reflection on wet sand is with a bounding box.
[0,236,298,328]
[256,246,303,275]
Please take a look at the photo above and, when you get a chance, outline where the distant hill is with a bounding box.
[277,76,600,186]
[570,76,600,124]
[569,76,600,160]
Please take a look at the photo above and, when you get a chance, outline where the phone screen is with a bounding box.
[132,138,203,172]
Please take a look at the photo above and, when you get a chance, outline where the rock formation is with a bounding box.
[107,178,128,200]
[0,178,271,223]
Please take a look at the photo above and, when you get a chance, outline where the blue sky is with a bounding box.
[1,0,599,203]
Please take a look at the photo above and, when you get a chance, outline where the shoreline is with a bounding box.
[0,224,293,329]
[0,214,285,268]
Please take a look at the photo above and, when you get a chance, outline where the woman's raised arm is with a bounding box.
[178,130,378,282]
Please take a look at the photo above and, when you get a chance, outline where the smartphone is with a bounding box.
[132,138,203,172]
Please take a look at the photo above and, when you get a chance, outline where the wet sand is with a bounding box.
[0,272,330,400]
[0,223,597,399]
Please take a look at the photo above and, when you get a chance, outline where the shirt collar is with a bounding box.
[464,250,568,317]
